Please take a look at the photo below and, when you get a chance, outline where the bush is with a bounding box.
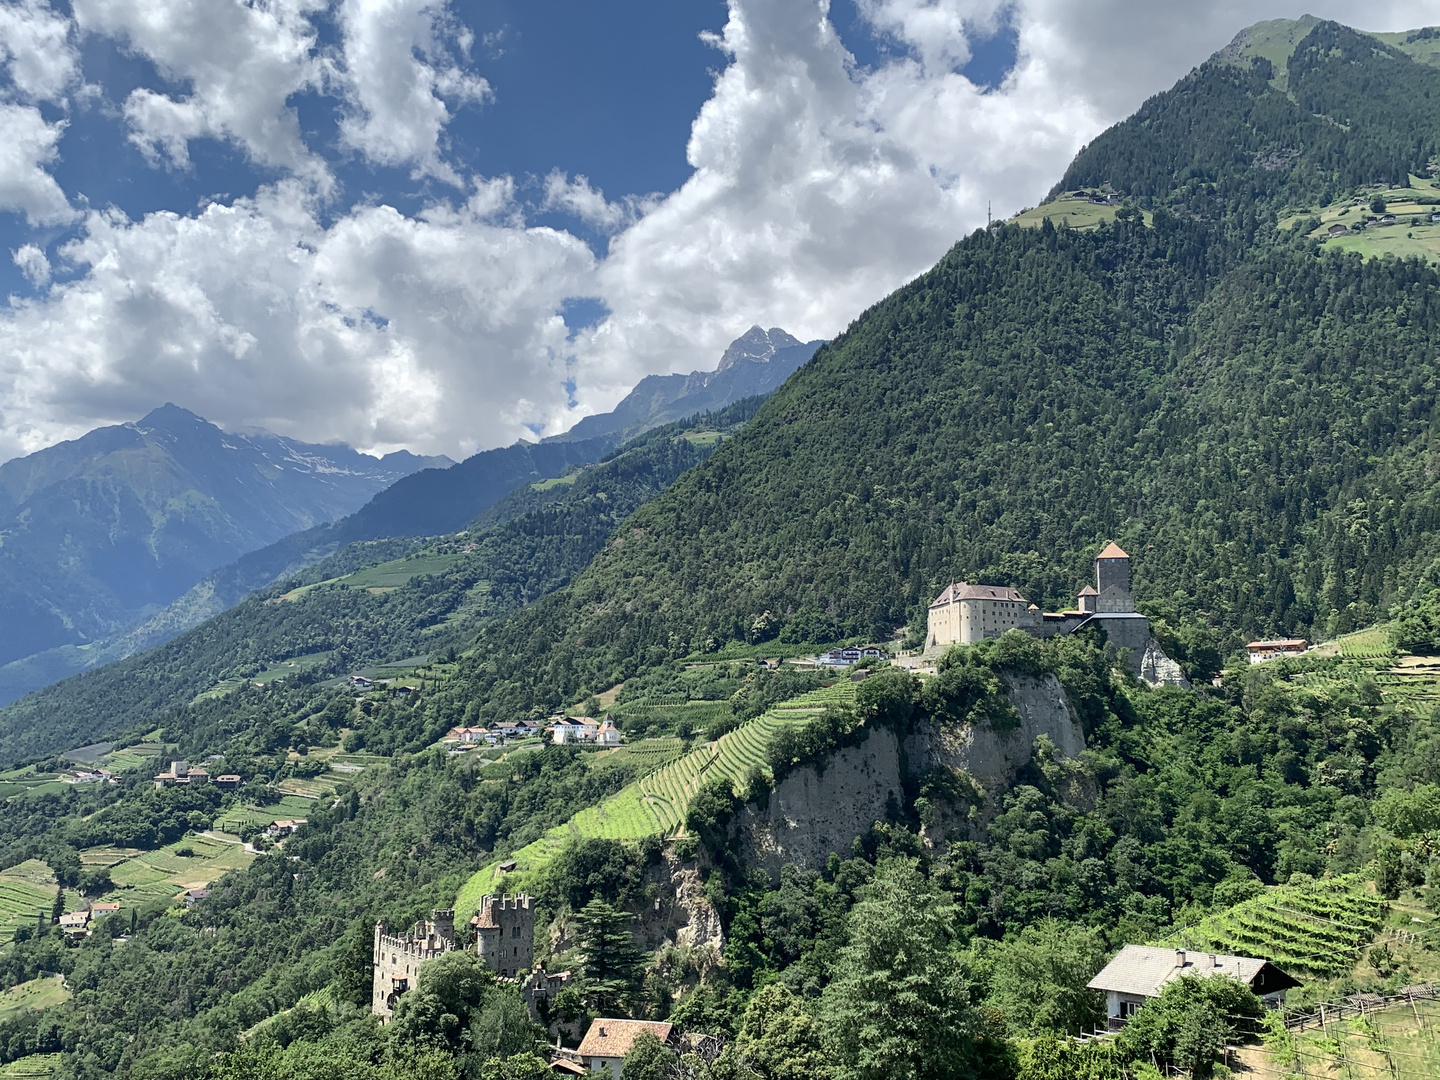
[1118,975,1264,1078]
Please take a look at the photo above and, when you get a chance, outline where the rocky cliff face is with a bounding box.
[739,726,906,880]
[636,849,724,957]
[737,672,1086,881]
[906,672,1084,787]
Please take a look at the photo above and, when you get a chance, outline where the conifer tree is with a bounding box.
[572,899,644,1013]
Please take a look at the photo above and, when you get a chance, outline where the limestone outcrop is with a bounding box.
[737,671,1087,881]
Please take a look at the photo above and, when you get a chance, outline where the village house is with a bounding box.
[58,910,90,940]
[182,888,210,907]
[62,768,113,785]
[443,726,490,745]
[575,1019,675,1079]
[265,819,304,839]
[350,675,375,690]
[1326,222,1350,237]
[91,902,121,917]
[551,717,603,744]
[1087,946,1300,1030]
[816,645,885,667]
[214,774,242,790]
[1246,639,1308,664]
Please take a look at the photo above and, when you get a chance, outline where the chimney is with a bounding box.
[1209,953,1218,968]
[1175,949,1186,968]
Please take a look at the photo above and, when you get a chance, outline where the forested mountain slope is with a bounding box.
[0,329,821,708]
[427,22,1440,722]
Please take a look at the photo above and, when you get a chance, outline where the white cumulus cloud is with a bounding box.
[0,0,80,104]
[1,0,1438,462]
[11,242,49,286]
[0,180,595,461]
[0,104,72,225]
[71,0,330,182]
[333,0,490,185]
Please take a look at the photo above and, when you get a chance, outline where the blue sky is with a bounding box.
[0,0,1428,463]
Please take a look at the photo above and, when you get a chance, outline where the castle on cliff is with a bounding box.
[926,543,1186,687]
[372,894,536,1020]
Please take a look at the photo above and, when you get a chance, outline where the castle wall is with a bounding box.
[475,894,535,977]
[372,911,455,1020]
[1096,556,1132,613]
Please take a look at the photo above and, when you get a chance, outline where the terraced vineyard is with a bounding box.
[0,1053,61,1079]
[213,794,317,835]
[455,681,860,917]
[1168,876,1386,975]
[98,833,254,905]
[0,861,60,941]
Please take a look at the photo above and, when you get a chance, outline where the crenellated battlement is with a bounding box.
[473,893,534,978]
[372,909,456,1020]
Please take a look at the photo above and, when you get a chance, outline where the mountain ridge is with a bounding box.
[0,328,823,705]
[0,405,451,672]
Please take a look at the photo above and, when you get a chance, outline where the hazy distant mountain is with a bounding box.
[555,326,824,442]
[0,327,823,705]
[0,404,450,670]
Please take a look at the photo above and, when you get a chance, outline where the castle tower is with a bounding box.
[372,910,456,1020]
[473,894,534,978]
[1095,542,1133,613]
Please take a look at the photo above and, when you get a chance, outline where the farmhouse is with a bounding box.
[1246,639,1308,664]
[1087,946,1300,1030]
[816,645,885,667]
[152,760,212,788]
[576,1019,674,1079]
[62,768,113,784]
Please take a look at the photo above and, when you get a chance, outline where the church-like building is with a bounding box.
[925,543,1183,685]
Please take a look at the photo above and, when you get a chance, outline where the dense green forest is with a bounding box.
[0,16,1439,1080]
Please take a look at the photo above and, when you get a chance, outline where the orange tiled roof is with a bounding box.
[577,1019,673,1059]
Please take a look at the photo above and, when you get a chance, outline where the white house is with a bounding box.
[596,720,621,747]
[576,1019,673,1080]
[1246,639,1308,665]
[1087,946,1300,1031]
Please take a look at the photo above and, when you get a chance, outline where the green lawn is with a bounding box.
[453,680,859,918]
[531,473,580,491]
[340,553,466,589]
[0,977,69,1023]
[1280,182,1440,262]
[1011,199,1153,231]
